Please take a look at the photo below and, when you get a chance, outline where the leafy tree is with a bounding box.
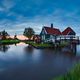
[23,27,35,40]
[0,30,10,40]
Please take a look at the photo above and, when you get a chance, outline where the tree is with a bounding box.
[1,30,10,40]
[23,27,35,40]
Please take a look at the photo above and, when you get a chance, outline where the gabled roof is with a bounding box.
[62,27,75,35]
[43,26,62,35]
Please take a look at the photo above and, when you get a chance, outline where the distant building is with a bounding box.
[0,35,2,40]
[40,24,62,42]
[32,35,41,43]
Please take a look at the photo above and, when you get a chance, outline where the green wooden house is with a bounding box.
[40,24,62,42]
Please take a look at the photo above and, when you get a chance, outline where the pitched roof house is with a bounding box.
[40,24,61,41]
[43,27,61,35]
[32,35,41,43]
[62,27,76,36]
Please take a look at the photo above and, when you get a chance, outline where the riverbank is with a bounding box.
[26,41,54,49]
[0,39,20,44]
[54,63,80,80]
[0,40,69,49]
[26,41,69,49]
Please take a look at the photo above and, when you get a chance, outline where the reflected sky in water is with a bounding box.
[0,43,80,80]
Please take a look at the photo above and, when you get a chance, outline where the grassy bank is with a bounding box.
[0,39,20,44]
[26,41,70,49]
[26,41,54,48]
[54,63,80,80]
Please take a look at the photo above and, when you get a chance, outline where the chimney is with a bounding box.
[51,23,53,28]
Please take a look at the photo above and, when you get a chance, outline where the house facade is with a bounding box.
[40,24,62,42]
[62,27,76,38]
[40,24,76,42]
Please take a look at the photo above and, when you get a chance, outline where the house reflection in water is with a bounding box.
[71,44,77,54]
[61,44,77,57]
[0,43,77,56]
[0,44,10,52]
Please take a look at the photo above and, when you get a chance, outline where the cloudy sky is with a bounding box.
[0,0,80,35]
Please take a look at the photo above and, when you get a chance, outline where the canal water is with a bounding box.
[0,42,80,80]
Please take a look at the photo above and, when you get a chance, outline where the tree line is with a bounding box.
[0,27,35,40]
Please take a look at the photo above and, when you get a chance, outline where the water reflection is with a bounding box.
[0,43,78,56]
[61,44,77,56]
[0,44,10,52]
[71,44,77,54]
[17,42,27,46]
[24,45,34,54]
[0,43,79,80]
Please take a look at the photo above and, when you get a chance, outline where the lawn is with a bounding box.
[0,39,20,44]
[26,41,70,48]
[54,63,80,80]
[26,41,54,48]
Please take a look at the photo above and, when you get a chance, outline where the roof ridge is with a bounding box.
[43,26,61,35]
[44,26,59,29]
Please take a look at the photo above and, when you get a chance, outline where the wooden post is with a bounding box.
[54,35,57,43]
[70,36,73,43]
[60,36,61,44]
[71,44,76,54]
[77,36,79,44]
[64,36,66,41]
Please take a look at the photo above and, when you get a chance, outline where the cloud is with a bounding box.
[0,7,5,11]
[0,0,80,35]
[0,0,15,12]
[0,8,80,35]
[2,0,15,9]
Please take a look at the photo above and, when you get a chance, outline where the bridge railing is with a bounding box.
[43,35,80,43]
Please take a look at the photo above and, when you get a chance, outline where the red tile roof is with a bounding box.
[62,27,75,35]
[44,27,62,35]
